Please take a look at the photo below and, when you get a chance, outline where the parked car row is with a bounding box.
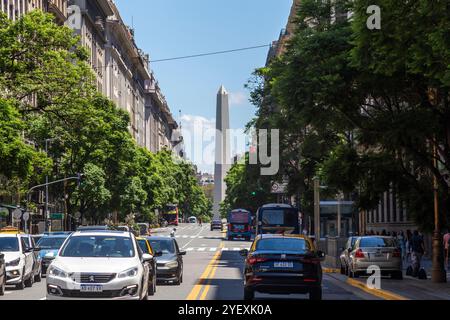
[339,236,403,280]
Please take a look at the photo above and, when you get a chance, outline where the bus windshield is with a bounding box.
[230,211,249,224]
[260,209,298,226]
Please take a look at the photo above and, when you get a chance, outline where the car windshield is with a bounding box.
[360,237,396,248]
[0,237,19,252]
[60,236,135,258]
[137,239,150,254]
[256,238,310,252]
[37,237,67,250]
[149,239,175,254]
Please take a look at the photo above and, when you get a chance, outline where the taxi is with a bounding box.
[136,237,160,296]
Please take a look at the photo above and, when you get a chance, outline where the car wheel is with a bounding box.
[0,274,5,296]
[340,263,346,275]
[309,288,322,301]
[16,269,25,290]
[148,276,156,296]
[34,270,42,283]
[25,272,34,288]
[244,287,254,301]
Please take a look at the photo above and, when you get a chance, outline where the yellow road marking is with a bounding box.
[186,243,224,300]
[323,267,340,273]
[346,278,409,300]
[199,252,223,300]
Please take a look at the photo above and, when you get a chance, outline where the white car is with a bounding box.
[46,230,153,300]
[0,234,36,289]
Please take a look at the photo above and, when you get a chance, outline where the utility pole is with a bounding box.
[431,141,447,283]
[44,139,50,232]
[313,178,320,248]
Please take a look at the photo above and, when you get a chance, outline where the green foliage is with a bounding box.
[0,11,210,226]
[241,0,450,231]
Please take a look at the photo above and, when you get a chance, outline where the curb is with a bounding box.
[323,267,340,273]
[346,278,409,300]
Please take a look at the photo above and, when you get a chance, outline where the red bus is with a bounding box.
[162,204,179,226]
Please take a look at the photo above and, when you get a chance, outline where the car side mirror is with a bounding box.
[34,247,41,252]
[142,253,154,262]
[240,249,249,257]
[154,251,163,257]
[179,251,187,256]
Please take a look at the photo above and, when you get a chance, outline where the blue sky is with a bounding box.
[115,0,293,172]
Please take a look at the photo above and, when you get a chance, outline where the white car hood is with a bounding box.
[2,252,21,263]
[52,257,137,274]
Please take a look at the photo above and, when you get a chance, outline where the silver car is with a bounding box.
[348,236,403,280]
[339,236,358,275]
[46,230,153,300]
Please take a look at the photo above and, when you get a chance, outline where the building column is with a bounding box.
[378,200,383,223]
[396,194,401,223]
[389,189,394,223]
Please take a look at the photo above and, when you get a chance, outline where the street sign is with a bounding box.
[12,208,22,220]
[271,181,288,194]
[50,213,64,220]
[23,212,30,222]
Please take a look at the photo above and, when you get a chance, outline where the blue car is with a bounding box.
[36,232,72,275]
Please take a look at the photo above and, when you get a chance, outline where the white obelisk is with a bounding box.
[213,85,231,219]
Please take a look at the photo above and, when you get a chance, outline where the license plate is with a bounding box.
[274,262,294,268]
[80,285,103,293]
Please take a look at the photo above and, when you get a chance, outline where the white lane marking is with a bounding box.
[198,248,206,252]
[175,235,180,238]
[209,248,217,252]
[181,225,208,249]
[40,297,47,300]
[233,248,241,251]
[222,248,229,251]
[190,236,196,239]
[186,248,194,251]
[199,236,204,239]
[182,236,188,239]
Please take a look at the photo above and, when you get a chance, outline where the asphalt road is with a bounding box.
[0,224,380,300]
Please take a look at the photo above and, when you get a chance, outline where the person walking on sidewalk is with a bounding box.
[443,229,450,270]
[406,230,413,263]
[410,230,425,277]
[397,231,406,261]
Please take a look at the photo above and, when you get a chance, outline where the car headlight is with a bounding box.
[48,266,69,278]
[6,258,20,267]
[165,261,179,269]
[118,267,139,278]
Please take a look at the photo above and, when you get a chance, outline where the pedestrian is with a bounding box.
[397,231,406,261]
[198,217,203,227]
[443,229,450,270]
[410,230,425,277]
[381,229,387,236]
[406,230,412,263]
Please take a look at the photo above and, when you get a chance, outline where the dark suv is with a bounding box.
[210,220,223,231]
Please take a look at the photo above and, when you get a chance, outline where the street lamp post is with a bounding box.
[313,178,321,247]
[431,142,447,283]
[44,138,56,232]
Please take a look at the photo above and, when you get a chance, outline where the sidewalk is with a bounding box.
[324,257,450,300]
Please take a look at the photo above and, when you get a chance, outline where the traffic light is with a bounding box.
[251,191,257,197]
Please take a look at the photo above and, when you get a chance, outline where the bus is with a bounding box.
[256,204,300,235]
[227,209,252,241]
[162,204,179,226]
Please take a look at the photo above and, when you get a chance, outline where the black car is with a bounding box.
[240,234,325,300]
[0,253,5,296]
[147,236,186,285]
[210,220,223,231]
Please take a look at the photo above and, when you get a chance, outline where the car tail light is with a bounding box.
[392,249,401,258]
[303,278,317,283]
[247,256,269,265]
[228,224,231,230]
[355,249,365,258]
